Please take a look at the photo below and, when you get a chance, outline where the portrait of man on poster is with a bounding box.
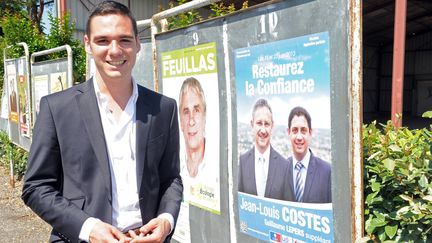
[238,98,291,200]
[178,77,207,179]
[9,78,17,113]
[286,106,332,203]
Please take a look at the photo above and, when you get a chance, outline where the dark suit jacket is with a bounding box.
[22,79,183,243]
[238,146,293,200]
[286,151,331,203]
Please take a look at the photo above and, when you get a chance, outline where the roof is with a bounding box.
[363,0,432,47]
[229,0,432,48]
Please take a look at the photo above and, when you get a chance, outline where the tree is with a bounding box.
[0,6,86,90]
[0,0,26,37]
[26,0,44,34]
[47,13,86,83]
[0,0,26,17]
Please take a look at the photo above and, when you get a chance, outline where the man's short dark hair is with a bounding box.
[288,106,312,129]
[252,98,273,120]
[86,0,138,37]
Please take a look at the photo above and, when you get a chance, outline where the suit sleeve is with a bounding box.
[156,100,183,224]
[238,155,244,193]
[21,97,88,242]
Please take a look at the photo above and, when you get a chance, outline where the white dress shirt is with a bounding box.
[180,147,208,181]
[79,79,173,241]
[254,146,270,197]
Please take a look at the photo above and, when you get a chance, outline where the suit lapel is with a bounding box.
[287,157,295,195]
[247,149,258,195]
[135,86,152,193]
[303,153,317,202]
[75,79,112,202]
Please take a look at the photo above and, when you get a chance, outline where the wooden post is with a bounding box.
[391,0,407,128]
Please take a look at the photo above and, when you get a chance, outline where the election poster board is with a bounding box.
[31,58,69,125]
[3,55,32,150]
[235,32,333,242]
[5,60,21,145]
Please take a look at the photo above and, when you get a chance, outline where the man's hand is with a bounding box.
[89,221,131,243]
[128,218,171,243]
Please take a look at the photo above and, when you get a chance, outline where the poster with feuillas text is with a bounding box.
[161,42,221,242]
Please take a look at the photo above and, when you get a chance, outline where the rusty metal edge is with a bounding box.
[349,0,364,241]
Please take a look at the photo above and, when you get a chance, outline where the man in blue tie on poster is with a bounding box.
[286,106,332,203]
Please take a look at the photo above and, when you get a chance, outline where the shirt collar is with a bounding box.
[93,78,139,107]
[254,145,271,162]
[295,149,311,170]
[130,78,138,104]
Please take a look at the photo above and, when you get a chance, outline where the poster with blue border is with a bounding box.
[239,193,333,243]
[235,32,333,242]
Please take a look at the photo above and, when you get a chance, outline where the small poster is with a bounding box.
[50,72,67,93]
[7,64,18,123]
[34,75,49,118]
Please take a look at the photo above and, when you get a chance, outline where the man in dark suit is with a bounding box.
[238,98,292,200]
[286,106,331,203]
[22,1,182,243]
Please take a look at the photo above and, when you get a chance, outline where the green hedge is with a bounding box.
[363,121,432,242]
[0,131,28,179]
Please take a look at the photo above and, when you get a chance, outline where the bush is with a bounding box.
[209,1,248,18]
[166,0,203,30]
[0,131,28,179]
[46,13,86,84]
[165,0,249,30]
[1,12,46,57]
[363,120,432,242]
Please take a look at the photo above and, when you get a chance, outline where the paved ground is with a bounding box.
[0,166,51,243]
